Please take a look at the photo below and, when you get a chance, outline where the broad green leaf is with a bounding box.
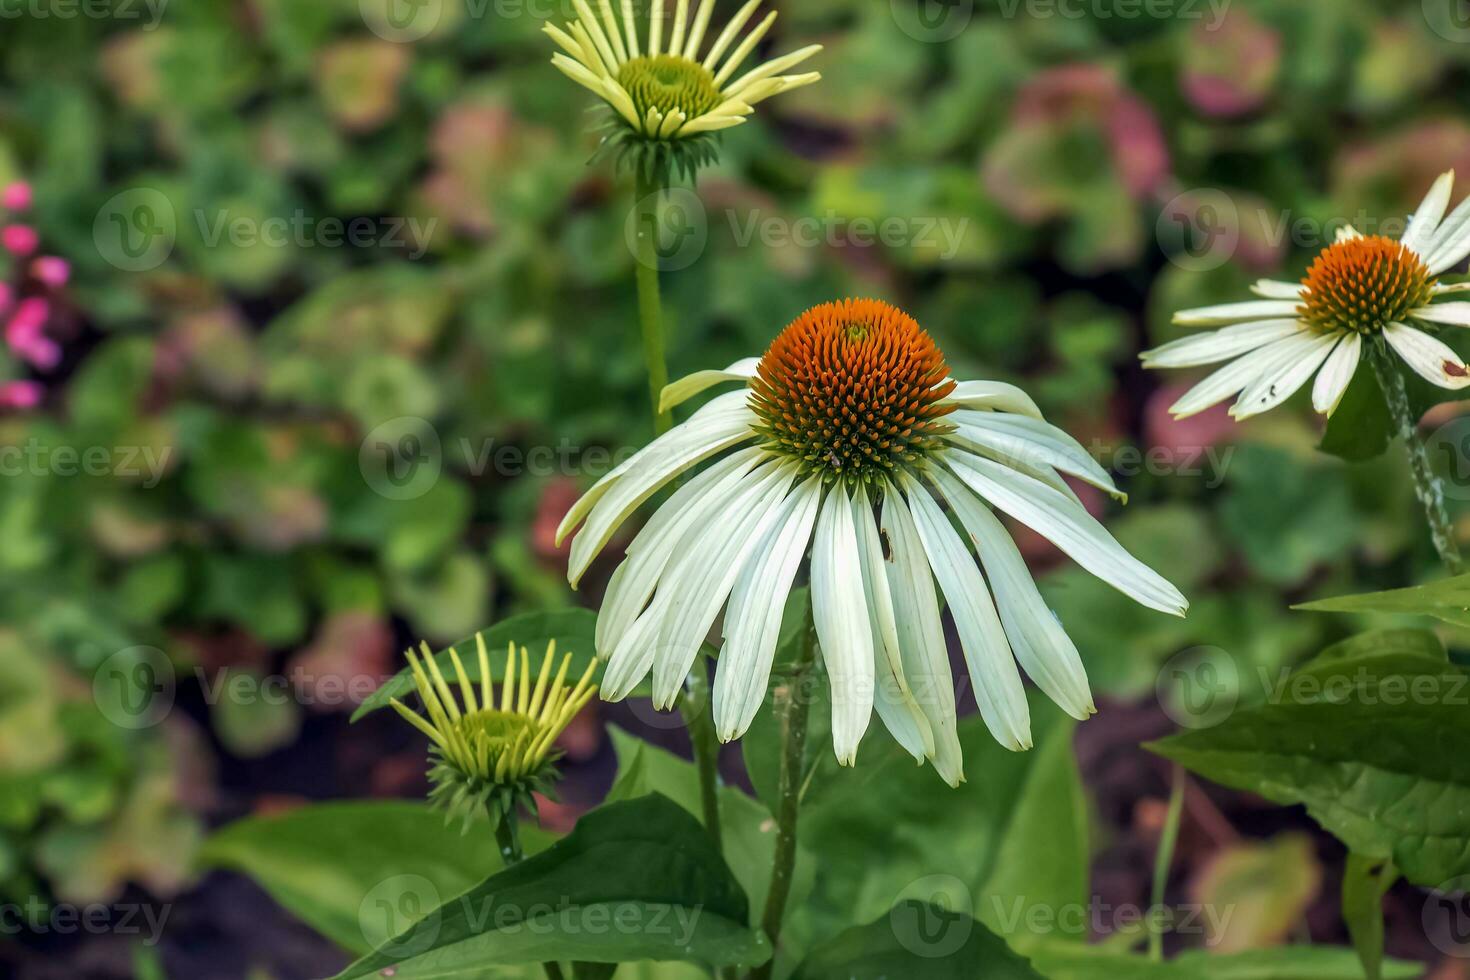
[1030,944,1423,979]
[351,608,597,721]
[333,795,770,977]
[1148,652,1470,886]
[1342,853,1397,980]
[1305,629,1447,669]
[790,900,1045,979]
[198,800,552,955]
[1295,575,1470,628]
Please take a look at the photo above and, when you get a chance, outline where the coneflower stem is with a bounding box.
[681,668,724,858]
[753,625,816,980]
[1148,763,1186,962]
[633,169,672,436]
[1370,345,1464,574]
[493,809,567,980]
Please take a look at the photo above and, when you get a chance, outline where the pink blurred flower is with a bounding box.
[1181,9,1281,118]
[1,182,31,211]
[6,297,59,370]
[2,225,38,257]
[0,380,43,410]
[0,283,11,316]
[31,256,69,288]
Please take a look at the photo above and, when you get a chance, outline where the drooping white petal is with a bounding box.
[565,394,757,584]
[810,484,875,765]
[1384,322,1470,390]
[712,475,822,741]
[1424,191,1470,273]
[649,461,796,707]
[596,448,763,657]
[900,472,1031,752]
[1249,279,1306,300]
[1141,319,1304,368]
[1411,302,1470,327]
[1312,333,1360,416]
[1167,330,1321,419]
[943,453,1188,617]
[879,486,964,786]
[1173,300,1303,327]
[946,411,1122,500]
[1402,169,1455,258]
[940,380,1044,419]
[851,482,933,762]
[930,466,1093,721]
[1229,331,1339,419]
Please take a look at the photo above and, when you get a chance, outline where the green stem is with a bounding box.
[751,626,816,980]
[681,668,723,858]
[1148,764,1186,963]
[494,808,568,980]
[1370,344,1465,574]
[633,169,672,436]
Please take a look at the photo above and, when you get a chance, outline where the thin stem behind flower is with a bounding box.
[1148,763,1186,962]
[633,169,672,435]
[492,808,568,980]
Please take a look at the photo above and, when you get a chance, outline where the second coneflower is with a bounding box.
[557,298,1187,785]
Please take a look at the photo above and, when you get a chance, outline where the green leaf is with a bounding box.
[333,794,770,977]
[1342,853,1398,980]
[351,608,597,722]
[1029,944,1424,979]
[790,900,1045,979]
[198,800,550,955]
[1295,574,1470,628]
[1305,629,1447,669]
[1147,651,1470,886]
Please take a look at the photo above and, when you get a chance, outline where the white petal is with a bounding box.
[946,411,1122,500]
[712,474,822,741]
[851,482,933,762]
[930,466,1093,721]
[810,485,875,765]
[1249,279,1306,300]
[1336,224,1363,243]
[660,357,760,414]
[1141,319,1304,368]
[1424,192,1470,273]
[1229,332,1339,419]
[1383,323,1470,390]
[1166,329,1319,419]
[900,472,1031,752]
[879,486,964,786]
[1412,302,1470,327]
[1311,333,1361,417]
[596,448,762,657]
[940,380,1044,419]
[1403,169,1455,258]
[943,453,1188,617]
[1433,282,1470,296]
[1173,300,1302,327]
[649,462,796,707]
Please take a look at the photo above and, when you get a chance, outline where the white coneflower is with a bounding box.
[390,636,598,830]
[544,0,820,151]
[1145,169,1470,419]
[556,298,1187,785]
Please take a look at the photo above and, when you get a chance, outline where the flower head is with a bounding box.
[546,0,821,180]
[557,299,1186,785]
[1145,170,1470,419]
[391,636,598,830]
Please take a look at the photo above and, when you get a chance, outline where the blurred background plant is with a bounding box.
[2,0,1470,977]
